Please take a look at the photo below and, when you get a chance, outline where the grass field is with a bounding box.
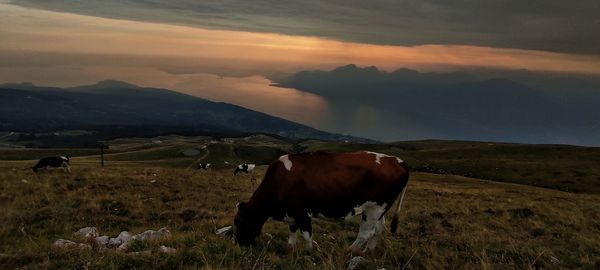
[1,136,599,269]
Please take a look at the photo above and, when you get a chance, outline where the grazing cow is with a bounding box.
[233,163,256,175]
[197,163,211,170]
[234,151,409,254]
[32,156,71,173]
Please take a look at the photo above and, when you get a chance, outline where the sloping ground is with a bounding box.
[0,160,598,269]
[2,136,600,194]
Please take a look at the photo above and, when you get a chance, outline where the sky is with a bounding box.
[1,0,600,140]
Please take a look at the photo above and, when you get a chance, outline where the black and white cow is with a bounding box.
[233,151,409,254]
[233,163,256,175]
[32,156,71,173]
[197,163,211,170]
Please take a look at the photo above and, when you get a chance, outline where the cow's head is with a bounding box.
[234,202,266,245]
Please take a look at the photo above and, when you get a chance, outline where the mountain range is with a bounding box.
[273,65,600,146]
[0,80,359,144]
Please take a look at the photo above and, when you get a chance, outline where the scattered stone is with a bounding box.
[74,227,98,238]
[94,236,109,248]
[56,227,171,253]
[109,231,132,247]
[52,239,91,250]
[53,239,76,248]
[347,256,369,270]
[132,227,171,242]
[150,180,157,183]
[20,179,28,184]
[159,245,176,254]
[216,226,233,236]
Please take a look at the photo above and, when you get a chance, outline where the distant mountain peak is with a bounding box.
[331,64,359,73]
[1,82,36,88]
[94,80,140,89]
[67,80,141,92]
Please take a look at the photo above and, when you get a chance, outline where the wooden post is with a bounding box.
[100,143,108,167]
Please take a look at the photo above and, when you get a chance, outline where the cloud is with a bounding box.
[11,0,600,54]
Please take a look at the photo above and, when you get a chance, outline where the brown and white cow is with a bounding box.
[234,151,409,253]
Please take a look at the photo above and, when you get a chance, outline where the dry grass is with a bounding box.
[1,156,599,269]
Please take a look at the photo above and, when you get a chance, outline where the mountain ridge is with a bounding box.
[272,65,600,145]
[0,81,367,143]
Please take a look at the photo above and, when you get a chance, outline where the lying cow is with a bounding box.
[233,151,409,254]
[197,163,211,170]
[233,163,255,175]
[32,156,71,173]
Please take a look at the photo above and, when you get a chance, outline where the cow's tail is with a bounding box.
[390,167,409,234]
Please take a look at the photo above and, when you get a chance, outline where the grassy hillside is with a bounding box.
[3,136,600,194]
[301,140,600,194]
[0,158,598,269]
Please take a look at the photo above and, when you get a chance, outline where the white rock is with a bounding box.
[348,256,369,270]
[117,242,130,251]
[52,239,91,250]
[53,239,76,248]
[109,231,132,247]
[74,227,98,238]
[94,236,109,247]
[216,226,232,235]
[132,227,171,242]
[159,245,176,254]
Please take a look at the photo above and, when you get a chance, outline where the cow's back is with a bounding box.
[256,151,409,219]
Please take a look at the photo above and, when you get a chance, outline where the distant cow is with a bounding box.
[233,163,255,175]
[32,156,71,173]
[233,151,409,254]
[197,163,211,170]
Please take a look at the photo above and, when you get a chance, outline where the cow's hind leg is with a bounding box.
[365,216,385,250]
[349,202,387,254]
[62,164,71,173]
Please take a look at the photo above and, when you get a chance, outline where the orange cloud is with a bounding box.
[1,2,599,77]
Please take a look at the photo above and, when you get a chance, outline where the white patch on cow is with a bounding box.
[279,154,293,171]
[301,231,313,250]
[348,201,388,252]
[364,151,404,164]
[288,231,298,246]
[238,164,255,171]
[60,156,68,162]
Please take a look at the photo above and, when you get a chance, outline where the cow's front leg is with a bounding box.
[287,223,298,248]
[295,212,313,250]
